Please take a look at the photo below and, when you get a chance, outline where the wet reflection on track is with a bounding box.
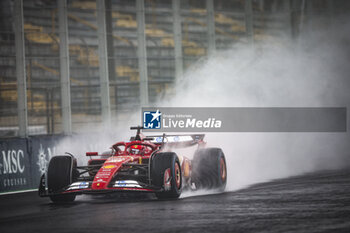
[1,169,350,233]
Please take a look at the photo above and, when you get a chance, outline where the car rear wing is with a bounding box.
[144,134,205,147]
[129,126,205,147]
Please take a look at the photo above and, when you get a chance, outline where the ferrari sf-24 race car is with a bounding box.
[39,126,227,203]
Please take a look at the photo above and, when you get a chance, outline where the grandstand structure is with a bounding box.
[0,0,338,137]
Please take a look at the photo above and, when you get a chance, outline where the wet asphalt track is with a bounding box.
[1,169,350,233]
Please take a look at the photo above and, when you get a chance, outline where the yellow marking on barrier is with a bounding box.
[215,27,239,40]
[68,13,98,30]
[69,44,99,67]
[184,47,206,56]
[68,13,132,45]
[32,61,85,86]
[161,37,174,47]
[182,40,198,47]
[0,90,17,102]
[33,61,58,75]
[186,17,206,27]
[215,13,246,33]
[111,12,133,21]
[24,23,43,32]
[112,35,131,45]
[190,8,207,14]
[231,24,245,33]
[186,17,241,40]
[145,25,172,38]
[0,78,60,111]
[51,9,58,34]
[215,13,234,25]
[71,1,96,10]
[23,23,60,45]
[116,19,137,28]
[116,66,139,82]
[161,34,206,55]
[0,79,41,104]
[25,32,54,44]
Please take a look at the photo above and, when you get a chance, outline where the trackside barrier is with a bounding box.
[0,135,64,193]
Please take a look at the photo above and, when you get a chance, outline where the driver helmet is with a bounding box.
[130,145,144,155]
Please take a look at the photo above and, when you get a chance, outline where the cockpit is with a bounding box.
[112,142,156,156]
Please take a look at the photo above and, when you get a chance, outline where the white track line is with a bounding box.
[0,189,37,195]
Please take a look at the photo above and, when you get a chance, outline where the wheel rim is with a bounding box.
[220,157,226,182]
[174,162,181,189]
[163,168,171,191]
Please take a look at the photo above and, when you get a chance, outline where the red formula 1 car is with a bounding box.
[39,126,227,203]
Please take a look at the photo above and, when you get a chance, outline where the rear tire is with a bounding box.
[47,155,76,203]
[192,148,227,191]
[151,152,182,199]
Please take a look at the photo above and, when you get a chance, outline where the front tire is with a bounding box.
[151,152,182,199]
[47,155,76,203]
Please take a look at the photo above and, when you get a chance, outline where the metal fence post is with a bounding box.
[284,0,292,37]
[172,0,183,80]
[306,0,313,32]
[327,0,334,28]
[245,0,254,46]
[97,0,111,125]
[136,0,149,106]
[58,0,72,134]
[14,0,28,137]
[206,0,216,56]
[105,0,116,113]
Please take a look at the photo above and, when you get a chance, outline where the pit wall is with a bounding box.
[0,135,64,193]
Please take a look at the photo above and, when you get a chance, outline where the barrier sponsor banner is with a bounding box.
[29,135,64,190]
[0,138,32,192]
[0,133,118,194]
[0,135,64,193]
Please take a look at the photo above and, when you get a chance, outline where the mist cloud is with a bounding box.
[55,15,350,194]
[158,16,350,191]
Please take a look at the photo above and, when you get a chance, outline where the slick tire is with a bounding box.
[47,155,76,203]
[151,152,182,199]
[192,148,227,191]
